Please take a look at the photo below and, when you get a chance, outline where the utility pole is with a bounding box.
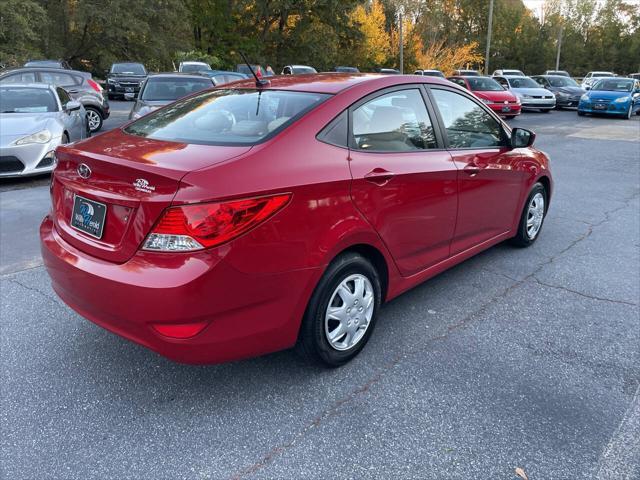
[555,24,563,71]
[485,0,494,75]
[399,10,404,74]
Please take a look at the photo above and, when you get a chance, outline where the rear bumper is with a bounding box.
[40,216,321,364]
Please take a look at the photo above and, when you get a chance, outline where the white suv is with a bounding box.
[581,71,615,89]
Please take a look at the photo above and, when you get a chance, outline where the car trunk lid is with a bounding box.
[51,129,251,263]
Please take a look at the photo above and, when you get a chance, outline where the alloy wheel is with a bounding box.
[86,109,102,132]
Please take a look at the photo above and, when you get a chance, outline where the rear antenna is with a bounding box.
[240,51,270,88]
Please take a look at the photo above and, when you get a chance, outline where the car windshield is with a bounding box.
[592,73,613,78]
[423,71,444,77]
[125,89,330,145]
[111,63,146,75]
[507,77,539,88]
[0,87,58,113]
[468,77,503,91]
[504,70,524,76]
[25,61,61,68]
[292,67,317,74]
[141,77,213,101]
[592,79,633,92]
[547,76,579,87]
[182,63,210,73]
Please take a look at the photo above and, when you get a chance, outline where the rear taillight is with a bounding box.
[87,79,102,93]
[143,193,291,252]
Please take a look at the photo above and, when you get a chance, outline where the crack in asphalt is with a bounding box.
[4,278,59,305]
[531,276,638,306]
[227,191,640,479]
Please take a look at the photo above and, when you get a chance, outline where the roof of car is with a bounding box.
[226,73,453,94]
[148,72,212,79]
[0,66,87,76]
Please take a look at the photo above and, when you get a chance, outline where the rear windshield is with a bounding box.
[124,89,330,145]
[181,63,210,73]
[0,87,58,113]
[547,76,578,87]
[141,77,213,101]
[111,63,146,75]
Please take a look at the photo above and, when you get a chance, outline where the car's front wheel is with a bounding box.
[510,182,547,247]
[85,107,103,132]
[296,253,381,367]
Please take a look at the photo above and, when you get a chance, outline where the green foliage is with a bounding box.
[0,0,637,75]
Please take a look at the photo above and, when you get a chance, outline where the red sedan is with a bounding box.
[41,74,552,366]
[448,75,522,119]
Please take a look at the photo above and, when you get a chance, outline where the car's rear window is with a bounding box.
[124,89,330,145]
[141,77,213,101]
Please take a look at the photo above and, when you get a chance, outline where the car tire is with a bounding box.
[295,252,382,367]
[85,107,103,132]
[107,93,114,101]
[577,110,586,116]
[541,109,550,113]
[505,115,516,120]
[510,182,547,248]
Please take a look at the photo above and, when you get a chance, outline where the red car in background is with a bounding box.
[448,75,521,119]
[41,74,551,367]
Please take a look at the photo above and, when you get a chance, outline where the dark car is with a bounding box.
[197,70,248,86]
[0,67,109,132]
[127,73,214,120]
[543,70,571,77]
[106,62,148,100]
[377,68,400,74]
[24,59,71,69]
[334,66,359,73]
[531,75,586,108]
[236,64,267,78]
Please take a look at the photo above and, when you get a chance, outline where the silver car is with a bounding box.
[0,84,87,177]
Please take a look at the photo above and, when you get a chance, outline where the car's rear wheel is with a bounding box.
[296,252,381,367]
[510,182,547,247]
[85,107,103,132]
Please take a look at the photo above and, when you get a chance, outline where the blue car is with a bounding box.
[578,77,640,119]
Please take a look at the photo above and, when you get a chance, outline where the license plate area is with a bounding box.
[594,104,607,110]
[71,195,107,239]
[125,87,134,93]
[501,106,511,112]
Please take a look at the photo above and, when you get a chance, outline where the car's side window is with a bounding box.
[451,78,467,88]
[56,88,71,108]
[351,89,437,152]
[496,77,508,88]
[431,89,505,149]
[0,72,37,84]
[317,110,348,147]
[40,72,77,87]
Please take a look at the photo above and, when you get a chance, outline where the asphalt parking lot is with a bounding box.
[1,105,639,479]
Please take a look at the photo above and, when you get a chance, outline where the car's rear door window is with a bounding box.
[351,89,437,151]
[39,72,79,87]
[431,89,505,148]
[124,89,330,145]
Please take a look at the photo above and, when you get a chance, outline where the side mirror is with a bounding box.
[124,92,135,101]
[65,101,81,112]
[511,128,535,148]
